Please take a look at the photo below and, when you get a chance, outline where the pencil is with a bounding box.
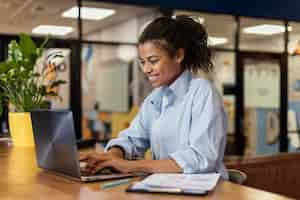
[101,178,132,190]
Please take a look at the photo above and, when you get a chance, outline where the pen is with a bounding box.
[101,178,132,190]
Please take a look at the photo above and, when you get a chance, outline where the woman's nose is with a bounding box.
[142,63,152,74]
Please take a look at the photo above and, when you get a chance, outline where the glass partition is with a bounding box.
[79,2,158,142]
[80,43,151,141]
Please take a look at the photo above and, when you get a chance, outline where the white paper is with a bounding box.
[288,110,298,132]
[138,173,220,191]
[244,61,280,109]
[288,133,300,148]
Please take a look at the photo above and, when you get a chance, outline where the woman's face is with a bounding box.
[138,41,184,88]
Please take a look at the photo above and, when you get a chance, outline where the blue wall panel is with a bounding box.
[255,103,300,155]
[289,102,300,152]
[256,108,279,155]
[93,0,300,21]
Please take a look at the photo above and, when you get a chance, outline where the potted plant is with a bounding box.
[0,33,66,147]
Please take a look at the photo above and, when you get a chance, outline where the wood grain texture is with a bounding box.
[0,142,293,200]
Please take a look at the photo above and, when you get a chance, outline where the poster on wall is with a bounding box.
[37,48,70,109]
[244,60,280,109]
[265,111,279,145]
[288,56,300,101]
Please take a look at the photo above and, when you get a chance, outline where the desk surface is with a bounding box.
[0,142,293,200]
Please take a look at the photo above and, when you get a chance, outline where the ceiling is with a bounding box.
[0,0,154,39]
[175,10,300,52]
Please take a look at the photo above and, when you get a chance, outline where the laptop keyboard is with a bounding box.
[80,166,119,176]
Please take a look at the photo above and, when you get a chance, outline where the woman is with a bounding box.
[81,16,228,179]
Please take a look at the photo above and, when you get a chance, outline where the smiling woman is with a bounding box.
[138,41,184,87]
[81,15,228,179]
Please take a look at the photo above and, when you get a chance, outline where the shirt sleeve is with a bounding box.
[105,99,151,160]
[169,82,227,174]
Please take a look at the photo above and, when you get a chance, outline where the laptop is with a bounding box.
[31,110,141,182]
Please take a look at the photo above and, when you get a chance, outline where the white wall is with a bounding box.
[87,18,138,43]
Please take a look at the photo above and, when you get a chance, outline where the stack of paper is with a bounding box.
[129,173,220,195]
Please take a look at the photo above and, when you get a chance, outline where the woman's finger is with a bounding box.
[79,155,89,161]
[79,152,115,174]
[91,161,111,174]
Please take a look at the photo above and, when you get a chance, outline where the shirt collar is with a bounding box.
[168,69,192,99]
[150,70,192,111]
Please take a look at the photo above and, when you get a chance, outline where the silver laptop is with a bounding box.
[31,110,141,182]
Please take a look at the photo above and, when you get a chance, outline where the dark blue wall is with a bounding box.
[91,0,300,21]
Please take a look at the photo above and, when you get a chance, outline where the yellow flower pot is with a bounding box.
[8,112,35,147]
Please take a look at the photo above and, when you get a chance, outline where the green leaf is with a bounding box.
[19,33,37,58]
[40,36,49,50]
[8,40,21,64]
[36,36,49,57]
[0,62,12,74]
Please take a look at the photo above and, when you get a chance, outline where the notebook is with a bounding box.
[127,173,220,195]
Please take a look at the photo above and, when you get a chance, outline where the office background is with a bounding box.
[0,0,300,157]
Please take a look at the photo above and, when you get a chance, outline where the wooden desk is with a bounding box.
[0,142,293,200]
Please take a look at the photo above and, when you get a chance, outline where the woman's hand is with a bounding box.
[80,148,183,175]
[79,148,133,174]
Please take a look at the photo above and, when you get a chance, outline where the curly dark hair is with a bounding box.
[138,16,213,72]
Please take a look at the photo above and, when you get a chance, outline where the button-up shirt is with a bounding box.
[105,70,228,179]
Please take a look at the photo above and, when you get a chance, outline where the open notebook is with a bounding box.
[127,173,220,195]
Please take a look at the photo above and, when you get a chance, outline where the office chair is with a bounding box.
[228,169,247,185]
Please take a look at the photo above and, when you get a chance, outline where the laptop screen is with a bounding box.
[31,110,81,178]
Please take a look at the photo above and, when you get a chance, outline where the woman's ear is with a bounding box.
[175,48,185,64]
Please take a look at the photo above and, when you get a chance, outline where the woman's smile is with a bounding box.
[148,73,160,82]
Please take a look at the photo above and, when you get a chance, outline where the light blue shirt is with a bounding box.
[105,70,228,179]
